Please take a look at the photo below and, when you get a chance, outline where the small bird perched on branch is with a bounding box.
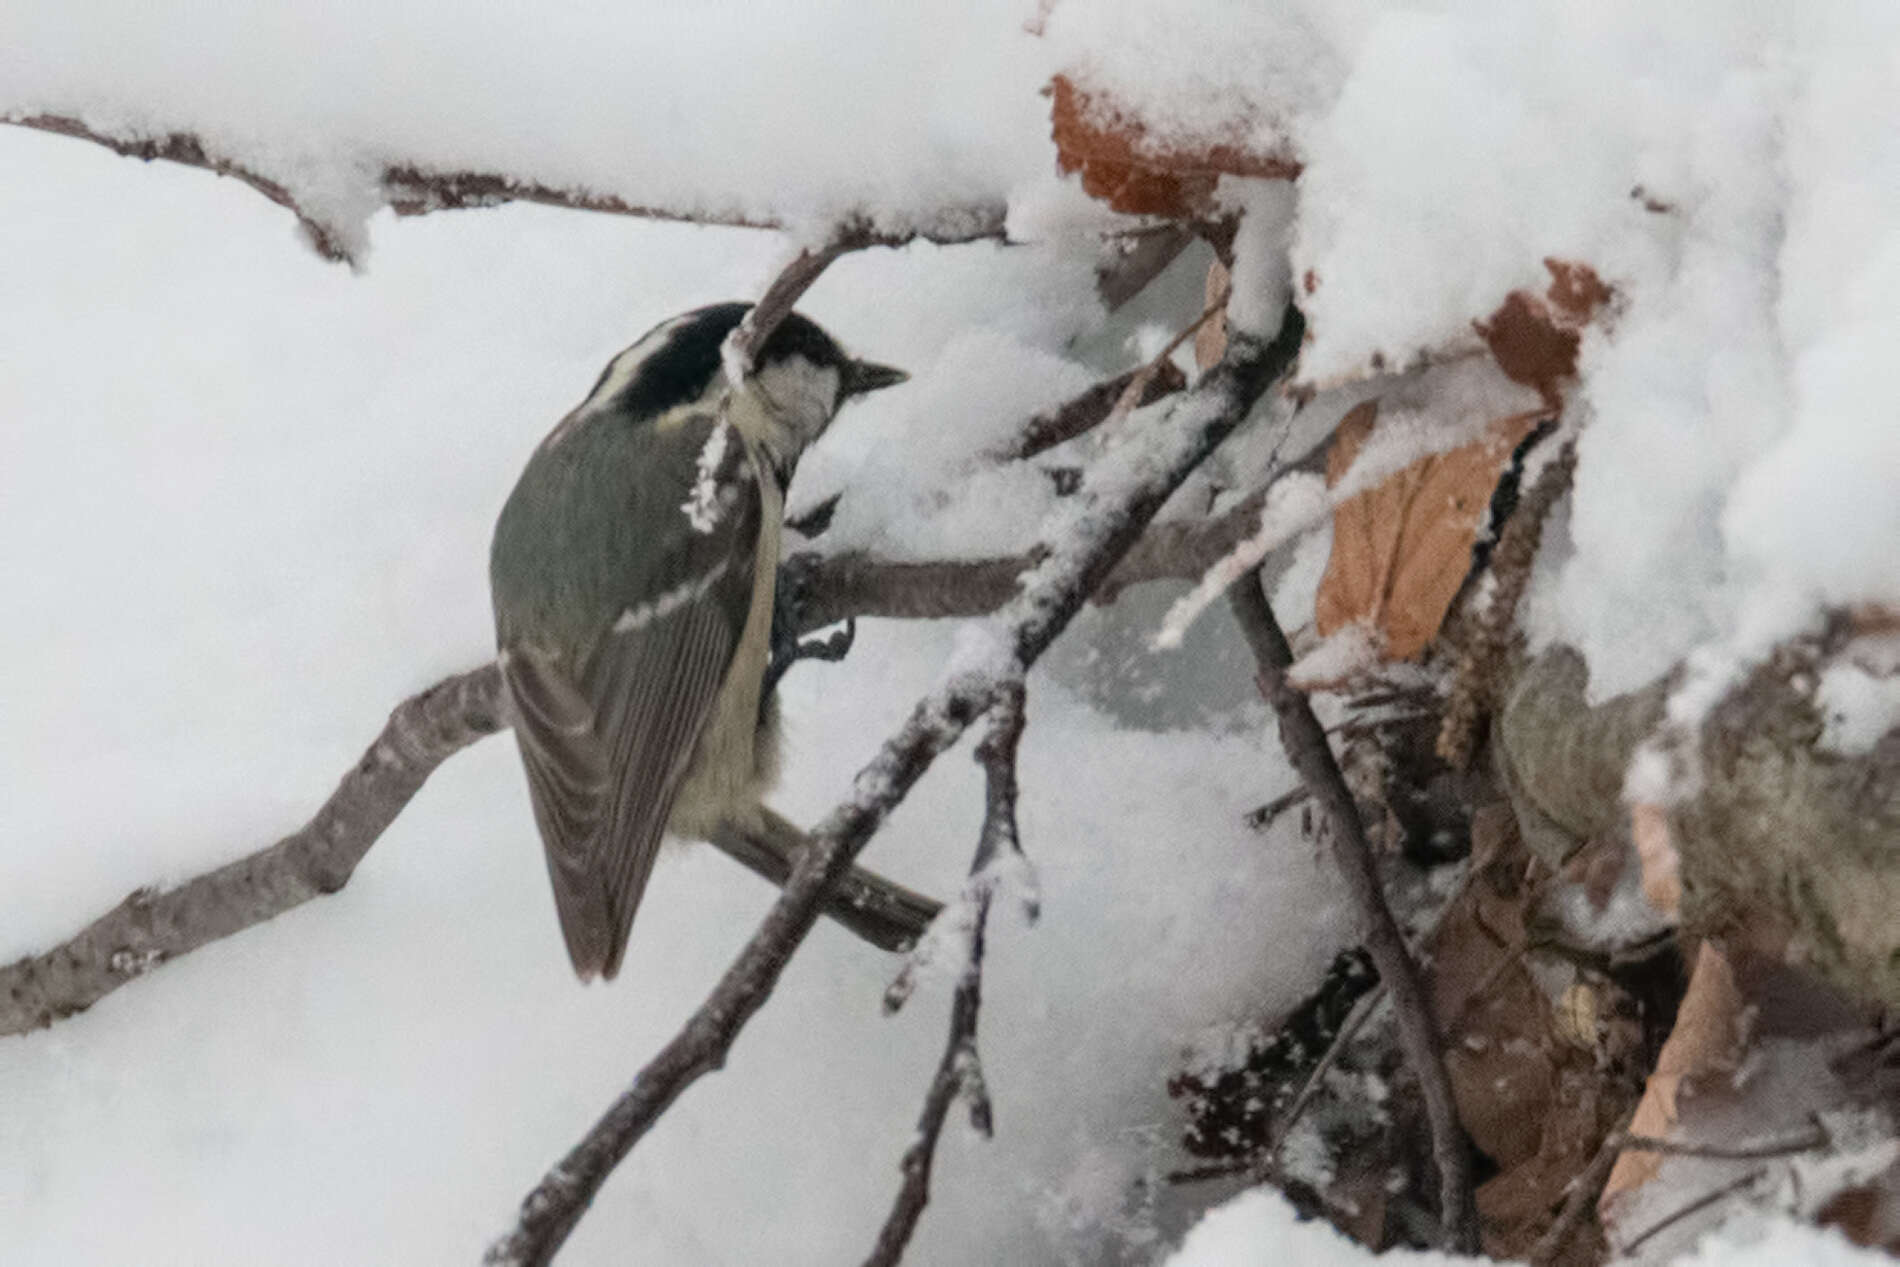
[490,302,935,980]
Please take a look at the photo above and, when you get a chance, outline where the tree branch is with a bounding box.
[1528,1105,1637,1266]
[1227,574,1480,1253]
[1010,362,1186,460]
[0,299,1320,1040]
[0,665,505,1035]
[3,113,1009,267]
[0,468,1292,1038]
[724,235,860,380]
[483,303,1307,1266]
[863,679,1025,1267]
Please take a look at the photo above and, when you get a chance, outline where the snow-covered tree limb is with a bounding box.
[483,303,1309,1267]
[2,113,1009,266]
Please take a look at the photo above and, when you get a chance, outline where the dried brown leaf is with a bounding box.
[1196,258,1230,371]
[1315,404,1544,661]
[1600,942,1747,1212]
[1048,75,1300,217]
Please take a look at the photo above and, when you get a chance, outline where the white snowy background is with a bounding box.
[3,1,1897,1264]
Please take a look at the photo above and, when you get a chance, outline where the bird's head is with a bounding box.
[736,305,907,465]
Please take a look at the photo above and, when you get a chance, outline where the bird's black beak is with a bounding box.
[841,359,909,398]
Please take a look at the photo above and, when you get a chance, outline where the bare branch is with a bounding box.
[1619,1169,1766,1256]
[4,114,1009,267]
[1011,362,1187,460]
[709,812,942,955]
[484,304,1307,1267]
[785,482,1276,634]
[725,236,859,379]
[0,669,933,1035]
[0,665,505,1036]
[1618,1123,1829,1162]
[1528,1106,1636,1266]
[864,679,1025,1267]
[1226,575,1480,1253]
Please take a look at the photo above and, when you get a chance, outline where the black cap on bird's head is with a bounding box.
[598,302,906,426]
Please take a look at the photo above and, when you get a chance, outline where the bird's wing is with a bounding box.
[502,428,763,980]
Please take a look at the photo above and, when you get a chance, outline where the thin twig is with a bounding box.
[724,235,862,380]
[3,114,1009,268]
[483,305,1307,1266]
[1227,575,1479,1253]
[1617,1123,1829,1162]
[1619,1168,1766,1256]
[863,679,1025,1267]
[1244,786,1311,832]
[1437,439,1576,768]
[1528,1106,1636,1266]
[1110,287,1231,420]
[1264,983,1387,1167]
[1012,363,1187,460]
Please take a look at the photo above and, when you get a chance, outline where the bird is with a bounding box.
[490,302,938,980]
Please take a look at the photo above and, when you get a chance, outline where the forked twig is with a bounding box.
[863,679,1027,1267]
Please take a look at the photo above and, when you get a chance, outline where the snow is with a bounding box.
[1056,2,1900,708]
[0,127,1346,1265]
[801,331,1097,561]
[6,0,1900,1262]
[1163,1188,1474,1267]
[1815,662,1900,757]
[1165,1188,1900,1267]
[1220,178,1298,338]
[1668,1219,1900,1267]
[1,0,1053,255]
[680,419,733,534]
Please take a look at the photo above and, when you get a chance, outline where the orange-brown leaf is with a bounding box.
[1599,942,1747,1213]
[1475,259,1613,407]
[1195,258,1230,371]
[1048,75,1300,217]
[1315,404,1544,660]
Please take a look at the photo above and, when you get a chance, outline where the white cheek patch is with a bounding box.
[612,560,732,634]
[750,359,841,449]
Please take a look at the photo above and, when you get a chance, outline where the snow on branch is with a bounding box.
[863,679,1026,1267]
[2,113,1009,267]
[483,303,1308,1267]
